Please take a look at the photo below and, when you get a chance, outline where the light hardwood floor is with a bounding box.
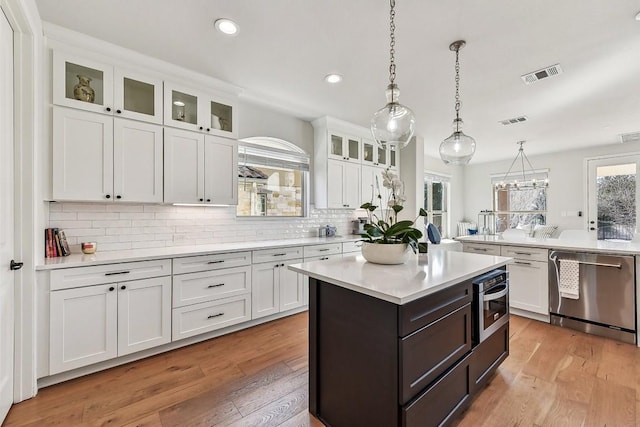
[5,313,640,426]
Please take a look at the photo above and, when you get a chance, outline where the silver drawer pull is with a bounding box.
[207,283,224,288]
[473,248,488,252]
[318,248,331,252]
[514,252,533,256]
[207,313,224,319]
[104,270,130,276]
[514,261,532,266]
[272,253,287,257]
[207,260,225,264]
[320,257,329,260]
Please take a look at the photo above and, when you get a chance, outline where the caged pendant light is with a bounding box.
[496,141,549,189]
[370,0,416,150]
[439,40,476,165]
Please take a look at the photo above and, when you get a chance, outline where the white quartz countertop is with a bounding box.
[36,236,360,271]
[288,251,512,305]
[456,235,640,256]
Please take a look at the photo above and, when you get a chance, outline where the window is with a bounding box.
[424,172,450,238]
[492,171,548,233]
[236,137,309,217]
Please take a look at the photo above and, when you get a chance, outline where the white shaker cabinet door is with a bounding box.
[327,160,345,208]
[52,107,114,201]
[204,135,238,205]
[113,119,163,203]
[251,262,280,319]
[117,276,171,356]
[343,162,361,209]
[280,259,305,312]
[507,260,549,315]
[163,127,205,204]
[50,284,118,375]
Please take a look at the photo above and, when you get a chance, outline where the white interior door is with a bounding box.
[587,155,640,240]
[0,9,14,422]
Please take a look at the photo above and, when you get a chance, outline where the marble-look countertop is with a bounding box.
[37,236,361,271]
[456,235,640,255]
[288,251,511,305]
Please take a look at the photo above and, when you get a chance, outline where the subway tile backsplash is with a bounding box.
[48,202,357,252]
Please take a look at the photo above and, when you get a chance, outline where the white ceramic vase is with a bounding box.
[361,242,410,265]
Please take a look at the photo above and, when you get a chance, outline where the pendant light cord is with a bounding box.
[454,47,461,131]
[389,0,396,102]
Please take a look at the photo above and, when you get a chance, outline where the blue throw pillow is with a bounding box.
[427,223,441,244]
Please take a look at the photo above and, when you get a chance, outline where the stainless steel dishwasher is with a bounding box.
[548,250,636,344]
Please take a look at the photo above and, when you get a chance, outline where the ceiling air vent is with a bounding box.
[499,116,528,126]
[620,132,640,144]
[521,64,563,84]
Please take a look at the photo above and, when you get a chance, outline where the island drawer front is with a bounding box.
[462,243,501,256]
[304,254,342,263]
[402,353,471,427]
[172,266,251,308]
[500,245,548,262]
[50,259,171,290]
[470,322,509,394]
[342,241,361,254]
[172,251,251,275]
[252,247,303,264]
[399,281,472,336]
[303,243,342,258]
[172,294,251,341]
[399,303,472,404]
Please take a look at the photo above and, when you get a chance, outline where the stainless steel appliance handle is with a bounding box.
[483,285,508,301]
[574,260,621,269]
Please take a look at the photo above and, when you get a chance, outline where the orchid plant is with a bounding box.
[360,168,428,253]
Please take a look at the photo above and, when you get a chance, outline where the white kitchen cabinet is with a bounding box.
[52,107,163,202]
[49,275,171,374]
[327,160,361,209]
[327,132,361,162]
[462,242,502,256]
[361,164,382,205]
[501,245,549,318]
[53,50,163,124]
[164,128,238,205]
[252,248,305,319]
[164,81,238,139]
[362,138,398,171]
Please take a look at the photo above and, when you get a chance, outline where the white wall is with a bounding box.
[463,140,640,231]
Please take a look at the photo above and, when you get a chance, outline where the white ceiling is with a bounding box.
[35,0,640,163]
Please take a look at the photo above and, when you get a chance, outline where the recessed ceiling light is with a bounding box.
[324,74,343,84]
[636,11,640,21]
[214,18,239,35]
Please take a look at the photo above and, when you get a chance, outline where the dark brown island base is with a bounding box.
[289,251,512,427]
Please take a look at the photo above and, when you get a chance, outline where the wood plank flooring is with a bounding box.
[5,313,640,426]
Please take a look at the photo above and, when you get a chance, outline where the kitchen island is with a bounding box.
[289,250,512,427]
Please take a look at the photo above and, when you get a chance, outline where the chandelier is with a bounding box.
[496,141,549,189]
[370,0,415,150]
[439,40,476,165]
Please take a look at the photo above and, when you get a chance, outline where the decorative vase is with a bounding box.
[361,242,410,265]
[211,114,222,130]
[73,74,95,103]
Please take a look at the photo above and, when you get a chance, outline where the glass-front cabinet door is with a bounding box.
[53,51,114,115]
[377,146,388,167]
[362,139,376,166]
[114,69,163,124]
[389,147,398,170]
[164,82,238,138]
[329,133,360,162]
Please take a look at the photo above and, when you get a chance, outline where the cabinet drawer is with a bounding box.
[50,259,171,291]
[399,303,472,404]
[470,322,509,394]
[342,241,361,254]
[402,353,471,427]
[501,245,548,262]
[172,265,251,308]
[252,246,303,264]
[399,281,472,336]
[304,253,342,263]
[172,294,251,340]
[304,243,342,258]
[462,243,501,256]
[172,251,251,275]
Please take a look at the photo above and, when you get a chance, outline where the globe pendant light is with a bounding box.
[371,0,415,150]
[439,40,476,165]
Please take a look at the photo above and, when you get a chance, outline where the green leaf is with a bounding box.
[419,208,428,217]
[392,205,403,214]
[360,202,372,210]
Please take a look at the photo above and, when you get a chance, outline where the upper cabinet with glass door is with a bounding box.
[327,132,361,162]
[361,138,398,170]
[164,81,238,139]
[52,51,163,124]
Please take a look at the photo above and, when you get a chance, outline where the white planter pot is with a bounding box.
[361,242,410,265]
